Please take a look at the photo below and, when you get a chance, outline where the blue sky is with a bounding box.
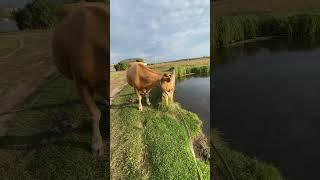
[111,0,210,64]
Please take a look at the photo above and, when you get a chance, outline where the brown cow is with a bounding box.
[126,62,175,111]
[52,1,109,156]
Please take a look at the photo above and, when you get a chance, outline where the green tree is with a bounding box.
[13,0,60,30]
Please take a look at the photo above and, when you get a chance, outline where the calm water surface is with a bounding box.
[213,38,320,179]
[0,19,18,32]
[175,76,210,136]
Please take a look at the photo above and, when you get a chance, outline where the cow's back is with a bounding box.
[52,2,109,97]
[126,63,161,91]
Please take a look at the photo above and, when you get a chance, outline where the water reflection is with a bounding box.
[213,38,320,179]
[0,19,19,32]
[175,76,210,136]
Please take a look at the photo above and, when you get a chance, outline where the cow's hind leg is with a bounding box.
[78,85,103,156]
[135,88,143,111]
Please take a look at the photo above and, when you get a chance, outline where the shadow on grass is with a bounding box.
[0,107,109,153]
[111,88,163,110]
[0,100,106,116]
[117,93,135,97]
[110,102,136,109]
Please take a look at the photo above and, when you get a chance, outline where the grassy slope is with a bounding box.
[110,86,210,179]
[0,75,108,179]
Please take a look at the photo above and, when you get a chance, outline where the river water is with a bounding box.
[0,19,18,32]
[175,76,210,136]
[213,38,320,179]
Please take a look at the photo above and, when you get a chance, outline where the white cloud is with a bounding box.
[150,19,159,30]
[110,0,210,64]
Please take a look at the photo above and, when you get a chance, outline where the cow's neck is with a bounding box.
[142,66,163,85]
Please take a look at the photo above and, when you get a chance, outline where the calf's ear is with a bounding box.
[161,73,171,82]
[171,71,175,77]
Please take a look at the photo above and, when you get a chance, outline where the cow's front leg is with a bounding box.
[135,88,143,111]
[145,90,151,106]
[78,85,103,156]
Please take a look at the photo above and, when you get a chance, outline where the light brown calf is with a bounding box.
[52,1,109,156]
[126,62,175,111]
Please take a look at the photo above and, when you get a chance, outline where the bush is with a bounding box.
[114,58,144,71]
[114,62,129,71]
[13,0,60,30]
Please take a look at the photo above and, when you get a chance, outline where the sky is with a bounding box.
[111,0,210,64]
[0,0,31,8]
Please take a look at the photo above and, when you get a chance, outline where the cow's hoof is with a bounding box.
[92,142,104,157]
[147,102,151,106]
[138,106,143,111]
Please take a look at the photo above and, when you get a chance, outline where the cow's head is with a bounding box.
[160,70,176,105]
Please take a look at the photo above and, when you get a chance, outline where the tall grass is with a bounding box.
[175,65,210,78]
[213,13,320,48]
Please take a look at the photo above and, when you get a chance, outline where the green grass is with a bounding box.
[175,65,210,78]
[111,86,209,179]
[0,76,108,179]
[213,13,320,48]
[148,57,210,72]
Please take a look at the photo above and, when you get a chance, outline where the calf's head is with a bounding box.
[160,71,176,105]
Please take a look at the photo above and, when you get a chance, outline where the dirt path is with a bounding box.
[1,36,24,58]
[0,31,54,133]
[110,71,127,102]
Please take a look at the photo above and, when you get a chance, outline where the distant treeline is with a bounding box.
[175,65,210,78]
[213,13,320,48]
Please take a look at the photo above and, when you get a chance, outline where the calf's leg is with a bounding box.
[145,90,151,106]
[78,85,103,156]
[135,88,143,111]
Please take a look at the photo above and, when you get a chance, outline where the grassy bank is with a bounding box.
[0,75,108,179]
[111,85,209,179]
[110,62,211,179]
[213,13,320,48]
